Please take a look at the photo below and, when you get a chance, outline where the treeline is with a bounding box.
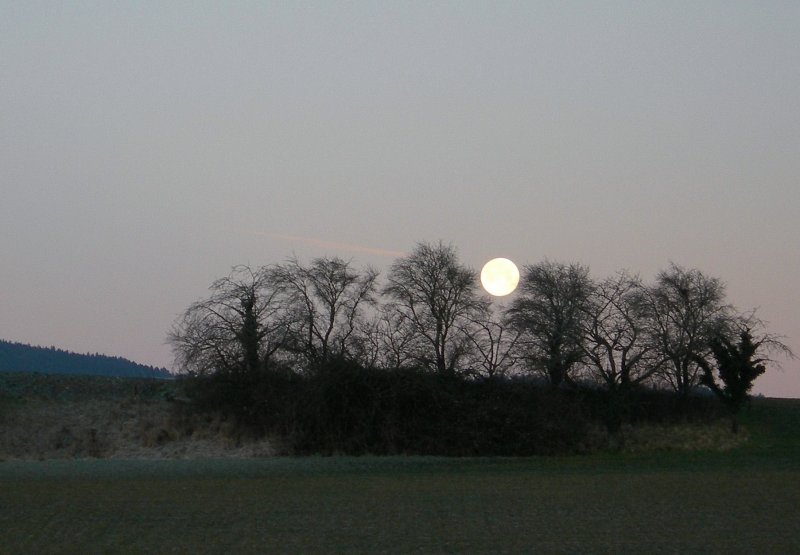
[170,241,791,454]
[0,340,172,379]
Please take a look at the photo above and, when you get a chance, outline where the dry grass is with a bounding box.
[1,398,745,461]
[617,420,748,453]
[0,376,278,460]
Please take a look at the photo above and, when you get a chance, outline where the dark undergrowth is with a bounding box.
[182,358,727,456]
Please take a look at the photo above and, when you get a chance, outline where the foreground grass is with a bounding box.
[1,398,799,553]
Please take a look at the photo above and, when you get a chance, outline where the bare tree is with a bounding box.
[506,260,592,388]
[383,241,486,374]
[270,256,379,366]
[641,263,735,398]
[461,307,522,380]
[168,265,287,378]
[581,271,661,391]
[355,304,424,369]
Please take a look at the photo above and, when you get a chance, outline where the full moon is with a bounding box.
[480,258,520,297]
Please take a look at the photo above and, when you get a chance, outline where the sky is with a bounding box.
[1,2,798,397]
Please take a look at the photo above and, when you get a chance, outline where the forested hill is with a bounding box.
[0,340,172,379]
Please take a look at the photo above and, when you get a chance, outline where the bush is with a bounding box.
[183,360,600,455]
[179,360,728,456]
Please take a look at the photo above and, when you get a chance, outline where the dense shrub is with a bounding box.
[179,359,729,456]
[181,360,605,455]
[576,386,726,435]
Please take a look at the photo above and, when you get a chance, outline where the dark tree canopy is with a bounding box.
[581,271,659,392]
[168,265,287,378]
[641,263,735,398]
[383,241,486,374]
[506,260,592,388]
[696,327,793,432]
[355,304,423,370]
[269,256,378,367]
[461,308,521,380]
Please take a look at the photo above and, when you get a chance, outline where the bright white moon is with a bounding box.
[480,258,520,297]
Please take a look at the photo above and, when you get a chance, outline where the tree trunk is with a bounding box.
[548,365,563,389]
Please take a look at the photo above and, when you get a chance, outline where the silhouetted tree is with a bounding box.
[461,307,521,380]
[168,265,287,378]
[641,263,734,398]
[355,303,424,369]
[581,271,661,392]
[695,326,793,433]
[383,241,486,374]
[580,271,664,433]
[270,256,378,367]
[506,260,592,388]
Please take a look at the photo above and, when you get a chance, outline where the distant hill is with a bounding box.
[0,340,172,379]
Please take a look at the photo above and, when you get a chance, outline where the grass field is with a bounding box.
[2,398,799,553]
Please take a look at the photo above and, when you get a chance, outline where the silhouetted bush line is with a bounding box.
[168,244,790,453]
[180,358,726,456]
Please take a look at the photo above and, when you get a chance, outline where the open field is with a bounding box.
[1,452,798,553]
[2,388,800,553]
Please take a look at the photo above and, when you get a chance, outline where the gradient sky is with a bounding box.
[1,2,798,396]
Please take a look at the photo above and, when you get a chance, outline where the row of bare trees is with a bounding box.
[169,241,790,401]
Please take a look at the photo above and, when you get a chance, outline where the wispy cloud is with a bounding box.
[236,230,407,259]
